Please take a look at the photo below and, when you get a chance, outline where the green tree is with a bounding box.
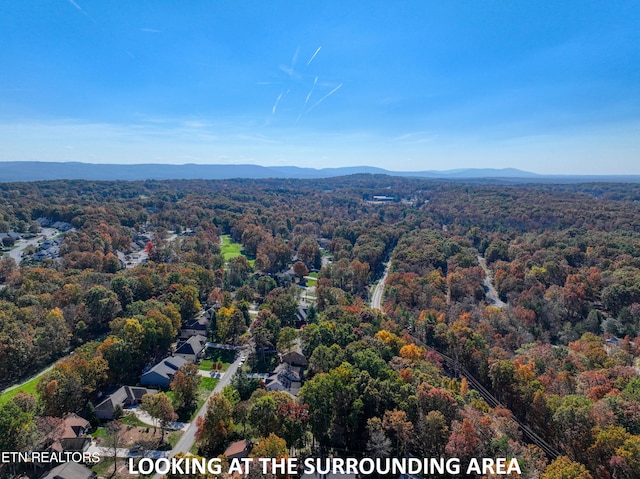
[173,285,202,322]
[84,285,122,326]
[0,401,36,450]
[276,327,298,353]
[249,394,279,437]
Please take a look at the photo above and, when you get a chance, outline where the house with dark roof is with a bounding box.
[94,385,158,420]
[140,356,188,388]
[281,351,308,368]
[51,221,73,231]
[174,334,207,362]
[179,315,210,339]
[40,461,96,479]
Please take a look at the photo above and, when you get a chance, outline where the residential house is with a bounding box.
[264,351,308,396]
[51,221,73,231]
[265,362,303,396]
[174,334,208,362]
[224,440,252,461]
[39,413,90,456]
[179,315,210,340]
[281,351,308,368]
[94,385,158,420]
[140,356,188,388]
[40,461,96,479]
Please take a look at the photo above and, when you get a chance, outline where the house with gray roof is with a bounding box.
[40,461,96,479]
[140,356,188,388]
[174,334,207,362]
[94,385,157,420]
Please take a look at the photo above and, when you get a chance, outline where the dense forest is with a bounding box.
[1,176,639,479]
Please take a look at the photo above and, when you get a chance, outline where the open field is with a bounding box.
[221,234,255,266]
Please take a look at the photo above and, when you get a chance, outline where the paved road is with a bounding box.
[6,227,59,263]
[477,255,506,308]
[151,352,244,479]
[370,262,390,310]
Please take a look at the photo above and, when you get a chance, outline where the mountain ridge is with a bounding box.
[0,161,638,183]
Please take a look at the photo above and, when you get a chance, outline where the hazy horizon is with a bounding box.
[1,1,639,175]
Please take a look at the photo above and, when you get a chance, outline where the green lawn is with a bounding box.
[198,359,216,371]
[221,234,243,260]
[200,348,235,371]
[0,375,41,407]
[200,377,218,391]
[121,413,148,428]
[221,235,255,266]
[187,378,219,421]
[167,431,183,448]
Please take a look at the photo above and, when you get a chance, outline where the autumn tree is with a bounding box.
[250,432,288,459]
[196,392,233,456]
[170,362,202,412]
[444,418,480,462]
[292,261,309,282]
[141,392,177,444]
[541,456,593,479]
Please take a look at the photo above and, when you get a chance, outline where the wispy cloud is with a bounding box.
[296,77,318,123]
[393,132,437,144]
[278,65,300,80]
[307,46,322,66]
[140,28,161,33]
[67,0,83,12]
[307,83,343,112]
[67,0,96,23]
[272,90,284,114]
[291,46,300,68]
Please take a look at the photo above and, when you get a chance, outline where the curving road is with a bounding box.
[370,262,390,310]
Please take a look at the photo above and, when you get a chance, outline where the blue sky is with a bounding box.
[0,1,638,174]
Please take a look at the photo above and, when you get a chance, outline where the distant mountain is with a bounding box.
[0,161,638,183]
[0,162,540,182]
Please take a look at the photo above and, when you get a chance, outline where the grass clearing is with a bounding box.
[198,359,216,371]
[121,413,148,428]
[221,235,243,260]
[203,348,235,371]
[0,375,41,407]
[200,377,218,391]
[167,431,183,448]
[221,235,255,266]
